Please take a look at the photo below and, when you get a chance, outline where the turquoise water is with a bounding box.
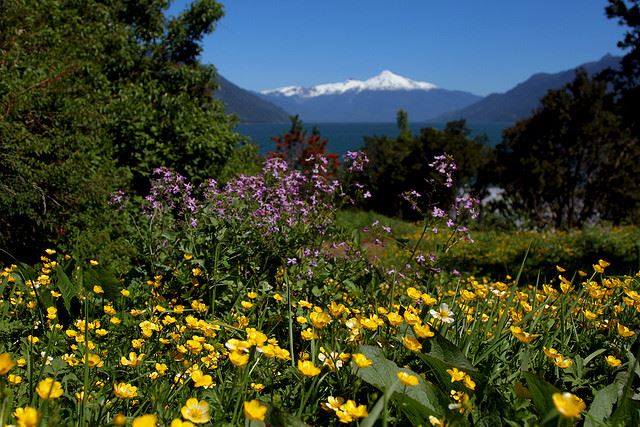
[236,122,512,154]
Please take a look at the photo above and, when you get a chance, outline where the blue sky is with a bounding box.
[168,0,627,96]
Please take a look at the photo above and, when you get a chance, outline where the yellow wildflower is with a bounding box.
[36,378,64,400]
[14,406,41,427]
[386,312,404,327]
[244,399,267,421]
[352,353,373,368]
[301,328,318,341]
[447,367,466,382]
[605,355,622,367]
[181,398,210,424]
[414,323,435,339]
[341,400,368,419]
[8,373,23,385]
[171,420,195,427]
[510,326,539,344]
[113,413,127,426]
[0,352,15,375]
[617,323,635,337]
[554,356,573,369]
[229,351,249,367]
[297,360,321,376]
[191,369,214,388]
[310,311,331,329]
[403,336,422,352]
[251,382,265,392]
[132,414,157,427]
[113,382,138,399]
[463,374,476,390]
[121,352,144,367]
[552,392,586,419]
[397,371,419,386]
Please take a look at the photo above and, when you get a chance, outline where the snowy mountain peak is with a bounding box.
[261,71,437,97]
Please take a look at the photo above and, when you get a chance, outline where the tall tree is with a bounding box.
[396,109,412,141]
[496,70,640,228]
[605,0,640,135]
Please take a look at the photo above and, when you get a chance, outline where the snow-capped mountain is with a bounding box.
[261,70,437,97]
[259,70,480,122]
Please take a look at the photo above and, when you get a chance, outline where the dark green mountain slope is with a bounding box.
[214,75,289,123]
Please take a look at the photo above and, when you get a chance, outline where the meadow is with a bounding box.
[1,156,639,427]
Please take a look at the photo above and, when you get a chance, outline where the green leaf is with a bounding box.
[608,396,640,427]
[415,333,481,391]
[84,266,121,300]
[55,265,79,313]
[355,345,449,421]
[360,384,399,427]
[522,372,559,423]
[264,405,309,427]
[583,349,607,367]
[584,383,619,427]
[428,334,478,373]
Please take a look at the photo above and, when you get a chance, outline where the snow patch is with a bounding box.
[261,70,437,97]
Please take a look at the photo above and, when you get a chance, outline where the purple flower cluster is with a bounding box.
[204,157,338,238]
[144,167,199,227]
[429,153,457,188]
[455,194,480,220]
[109,189,129,209]
[343,150,369,173]
[401,190,422,211]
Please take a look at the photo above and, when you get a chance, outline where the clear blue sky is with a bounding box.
[168,0,627,96]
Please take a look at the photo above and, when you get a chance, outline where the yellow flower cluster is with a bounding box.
[322,396,368,424]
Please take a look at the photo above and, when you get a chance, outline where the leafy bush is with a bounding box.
[0,0,239,265]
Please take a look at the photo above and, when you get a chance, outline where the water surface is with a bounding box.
[236,122,512,154]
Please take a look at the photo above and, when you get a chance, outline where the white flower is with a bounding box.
[430,303,455,324]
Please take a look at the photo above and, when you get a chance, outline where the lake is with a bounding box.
[235,121,512,154]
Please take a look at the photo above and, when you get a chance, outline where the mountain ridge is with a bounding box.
[437,54,621,122]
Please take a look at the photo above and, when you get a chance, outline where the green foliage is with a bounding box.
[361,114,491,218]
[496,70,640,228]
[337,206,640,278]
[218,142,264,183]
[435,225,640,278]
[355,344,452,425]
[335,209,417,236]
[0,0,240,265]
[605,0,640,136]
[396,109,411,141]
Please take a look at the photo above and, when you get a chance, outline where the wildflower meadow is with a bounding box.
[1,153,639,427]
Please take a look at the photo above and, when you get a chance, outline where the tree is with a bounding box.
[396,109,412,141]
[269,115,339,177]
[605,0,640,135]
[0,0,239,264]
[362,113,490,218]
[496,70,640,228]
